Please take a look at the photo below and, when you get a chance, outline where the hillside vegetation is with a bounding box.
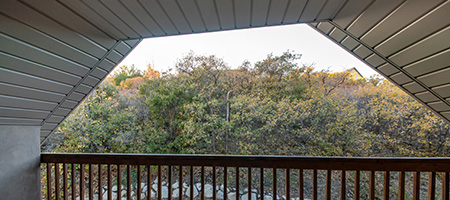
[42,51,450,157]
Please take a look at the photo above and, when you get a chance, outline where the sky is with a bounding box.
[118,24,379,78]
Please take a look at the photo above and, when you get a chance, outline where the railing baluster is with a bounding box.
[89,164,93,200]
[399,171,405,200]
[213,166,216,200]
[236,167,239,200]
[47,163,52,200]
[158,165,162,200]
[72,164,76,200]
[127,165,131,200]
[200,166,204,200]
[224,167,228,200]
[413,172,420,200]
[248,167,252,200]
[99,164,102,200]
[326,170,331,200]
[63,163,68,200]
[341,170,346,200]
[354,170,360,200]
[138,165,142,200]
[299,169,303,200]
[148,165,151,200]
[179,166,183,200]
[108,165,112,200]
[384,171,390,200]
[369,171,375,200]
[190,166,193,200]
[273,168,277,200]
[444,172,449,200]
[260,168,264,200]
[56,163,60,200]
[117,165,121,200]
[429,172,436,200]
[169,165,173,200]
[313,169,317,200]
[286,168,290,200]
[81,164,85,200]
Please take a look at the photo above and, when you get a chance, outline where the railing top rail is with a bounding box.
[41,153,450,172]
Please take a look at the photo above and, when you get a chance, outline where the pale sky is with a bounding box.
[118,24,379,78]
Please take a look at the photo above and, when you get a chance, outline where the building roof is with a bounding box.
[1,0,449,143]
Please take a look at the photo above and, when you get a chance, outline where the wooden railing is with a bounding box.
[41,153,450,200]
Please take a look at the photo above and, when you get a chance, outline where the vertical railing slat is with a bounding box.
[384,171,390,200]
[213,166,216,200]
[89,164,93,200]
[299,169,304,200]
[47,163,52,200]
[399,171,405,200]
[179,166,183,200]
[108,165,112,200]
[148,166,151,200]
[80,164,85,200]
[341,171,346,200]
[313,169,317,200]
[63,163,68,200]
[190,166,193,200]
[248,167,252,200]
[127,165,131,200]
[354,170,360,200]
[260,168,264,200]
[200,166,204,200]
[169,165,173,200]
[117,165,121,200]
[273,168,277,200]
[286,168,290,200]
[369,171,375,200]
[56,163,60,200]
[444,172,449,200]
[138,165,142,200]
[98,164,102,200]
[429,172,436,200]
[158,165,162,200]
[72,164,76,200]
[236,167,239,200]
[326,170,331,200]
[224,167,228,200]
[413,172,420,200]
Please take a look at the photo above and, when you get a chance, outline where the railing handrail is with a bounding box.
[41,153,450,172]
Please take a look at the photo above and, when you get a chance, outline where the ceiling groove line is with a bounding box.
[212,0,223,29]
[155,0,182,34]
[78,0,130,39]
[98,0,142,38]
[313,0,330,21]
[372,1,450,51]
[343,0,376,30]
[0,33,92,75]
[387,25,450,63]
[280,0,292,24]
[249,0,253,26]
[329,0,348,20]
[358,0,407,41]
[296,0,310,22]
[174,0,195,33]
[40,38,143,144]
[309,21,450,122]
[18,0,114,50]
[118,0,155,37]
[0,12,107,58]
[264,0,272,25]
[232,0,237,28]
[137,0,168,35]
[0,50,82,81]
[0,67,75,90]
[55,0,118,42]
[193,0,207,31]
[0,81,66,99]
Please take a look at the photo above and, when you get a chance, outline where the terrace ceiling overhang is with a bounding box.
[1,0,449,143]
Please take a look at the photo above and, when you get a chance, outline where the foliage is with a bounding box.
[42,51,450,158]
